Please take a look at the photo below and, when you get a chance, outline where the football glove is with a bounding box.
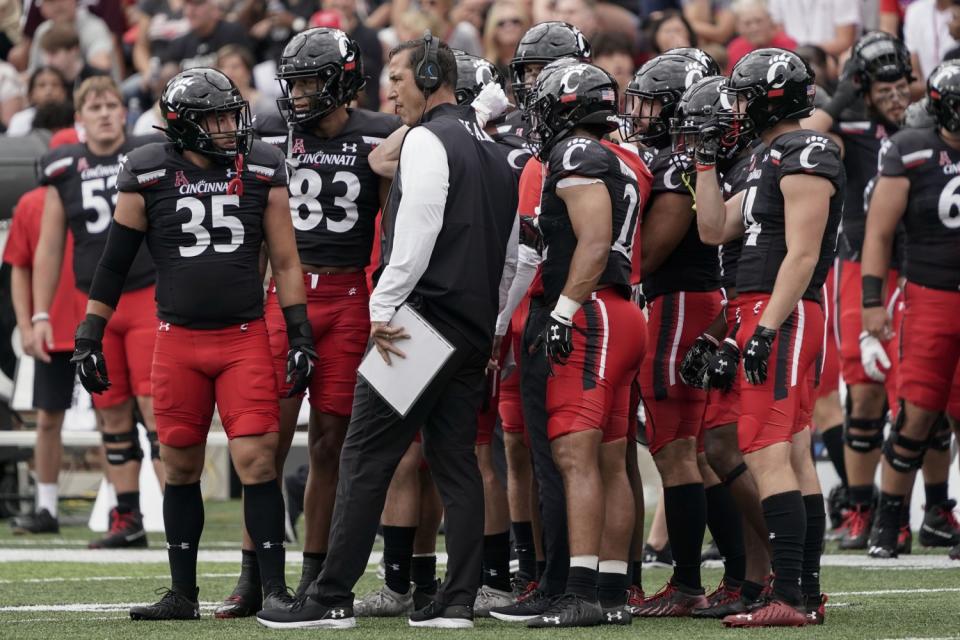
[472,81,510,127]
[286,344,318,397]
[703,337,741,393]
[743,326,777,386]
[542,311,574,365]
[679,333,719,388]
[71,314,111,394]
[859,331,891,382]
[519,215,544,253]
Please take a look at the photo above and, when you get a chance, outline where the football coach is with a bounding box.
[257,32,520,630]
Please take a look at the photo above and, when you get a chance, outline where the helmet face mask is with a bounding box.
[621,93,670,146]
[670,75,752,168]
[276,28,365,127]
[161,69,253,163]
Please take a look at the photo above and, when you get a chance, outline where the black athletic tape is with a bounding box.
[282,303,313,349]
[723,462,748,486]
[88,221,145,309]
[147,430,161,460]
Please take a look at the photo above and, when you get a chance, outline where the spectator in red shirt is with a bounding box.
[725,0,796,73]
[3,133,85,534]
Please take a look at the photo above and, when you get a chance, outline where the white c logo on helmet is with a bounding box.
[684,63,704,89]
[562,142,587,170]
[800,141,826,169]
[560,67,584,94]
[766,54,792,89]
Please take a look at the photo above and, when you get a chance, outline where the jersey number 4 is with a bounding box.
[176,195,244,257]
[288,168,361,233]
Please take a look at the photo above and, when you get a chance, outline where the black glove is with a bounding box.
[743,326,777,386]
[703,337,741,393]
[679,333,719,388]
[541,311,574,365]
[694,123,723,167]
[823,57,863,121]
[282,304,317,397]
[71,314,111,394]
[519,215,544,253]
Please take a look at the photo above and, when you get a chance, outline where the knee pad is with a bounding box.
[722,462,748,486]
[147,430,161,460]
[102,429,143,465]
[929,414,952,452]
[844,416,885,453]
[882,411,928,474]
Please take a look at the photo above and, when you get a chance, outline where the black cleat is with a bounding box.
[490,587,553,622]
[413,578,440,611]
[88,508,147,549]
[827,485,851,531]
[130,588,201,621]
[526,594,602,628]
[691,579,745,618]
[601,605,632,625]
[898,525,913,555]
[10,509,59,534]
[641,542,673,568]
[839,506,873,550]
[919,500,960,547]
[408,601,473,628]
[256,595,355,629]
[214,581,262,619]
[867,525,898,559]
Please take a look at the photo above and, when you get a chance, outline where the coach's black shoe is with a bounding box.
[490,586,553,622]
[130,588,201,621]
[408,601,473,628]
[641,542,673,568]
[601,605,632,625]
[89,508,147,549]
[256,595,356,629]
[10,509,59,534]
[413,578,440,610]
[261,589,298,612]
[526,594,602,628]
[920,500,960,547]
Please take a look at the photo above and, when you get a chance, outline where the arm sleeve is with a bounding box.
[496,242,539,336]
[494,215,520,335]
[368,127,449,323]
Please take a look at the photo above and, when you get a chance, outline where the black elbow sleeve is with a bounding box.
[88,221,145,309]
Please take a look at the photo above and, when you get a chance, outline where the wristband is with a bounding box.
[31,312,50,324]
[862,275,884,308]
[75,313,107,343]
[553,294,581,321]
[702,333,720,347]
[695,163,715,172]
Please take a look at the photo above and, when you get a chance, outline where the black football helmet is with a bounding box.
[453,50,503,105]
[276,28,365,126]
[160,68,252,163]
[725,48,815,135]
[621,49,718,149]
[671,75,753,167]
[850,31,912,88]
[526,60,618,160]
[510,21,591,110]
[902,96,936,129]
[927,60,960,133]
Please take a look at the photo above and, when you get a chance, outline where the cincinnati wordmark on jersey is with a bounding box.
[539,137,641,304]
[39,136,158,293]
[736,129,844,302]
[641,147,720,300]
[256,108,400,269]
[116,140,287,328]
[833,119,896,260]
[879,127,960,291]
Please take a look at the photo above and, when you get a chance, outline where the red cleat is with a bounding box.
[723,599,808,628]
[804,593,827,625]
[625,585,645,614]
[631,581,707,617]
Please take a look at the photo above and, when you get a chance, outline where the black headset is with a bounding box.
[414,30,441,94]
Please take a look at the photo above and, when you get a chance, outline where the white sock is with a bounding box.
[36,482,59,517]
[570,555,599,570]
[598,560,629,574]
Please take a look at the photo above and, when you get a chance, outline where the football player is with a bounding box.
[620,49,723,617]
[672,75,773,618]
[694,48,842,627]
[33,76,162,549]
[73,68,313,620]
[862,60,960,559]
[522,60,647,628]
[213,27,401,617]
[803,31,917,550]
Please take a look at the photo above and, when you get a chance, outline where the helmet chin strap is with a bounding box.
[227,153,244,196]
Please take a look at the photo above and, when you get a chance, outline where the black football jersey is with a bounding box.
[718,145,763,292]
[878,127,960,291]
[256,108,401,269]
[641,148,720,300]
[862,174,908,273]
[736,130,844,302]
[116,140,287,328]
[491,130,534,183]
[39,137,158,293]
[540,137,641,304]
[832,119,896,260]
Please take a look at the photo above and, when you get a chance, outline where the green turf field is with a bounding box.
[2,500,958,640]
